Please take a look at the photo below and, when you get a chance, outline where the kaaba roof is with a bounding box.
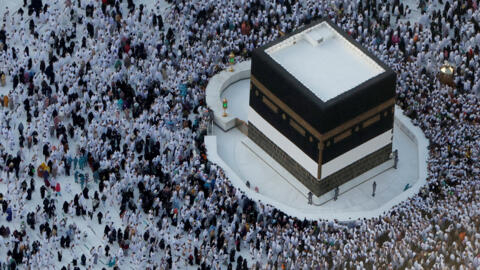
[266,21,384,101]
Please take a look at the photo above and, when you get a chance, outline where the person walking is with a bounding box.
[55,182,61,197]
[372,181,377,197]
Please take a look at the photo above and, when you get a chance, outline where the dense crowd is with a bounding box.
[0,0,479,269]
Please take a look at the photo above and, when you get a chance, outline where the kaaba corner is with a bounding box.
[247,19,396,197]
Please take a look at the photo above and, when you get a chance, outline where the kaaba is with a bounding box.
[247,20,396,197]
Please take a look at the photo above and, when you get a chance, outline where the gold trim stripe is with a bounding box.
[317,142,324,179]
[262,96,279,113]
[251,75,395,147]
[289,119,306,136]
[362,114,381,128]
[322,99,394,140]
[251,76,324,143]
[334,129,352,143]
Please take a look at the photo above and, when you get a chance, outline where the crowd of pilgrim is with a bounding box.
[0,0,480,269]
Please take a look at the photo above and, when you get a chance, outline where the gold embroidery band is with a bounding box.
[251,75,395,145]
[262,96,279,113]
[362,114,381,128]
[334,129,352,143]
[317,142,324,179]
[289,119,306,136]
[322,99,395,140]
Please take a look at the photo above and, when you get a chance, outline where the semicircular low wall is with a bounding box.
[205,61,251,131]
